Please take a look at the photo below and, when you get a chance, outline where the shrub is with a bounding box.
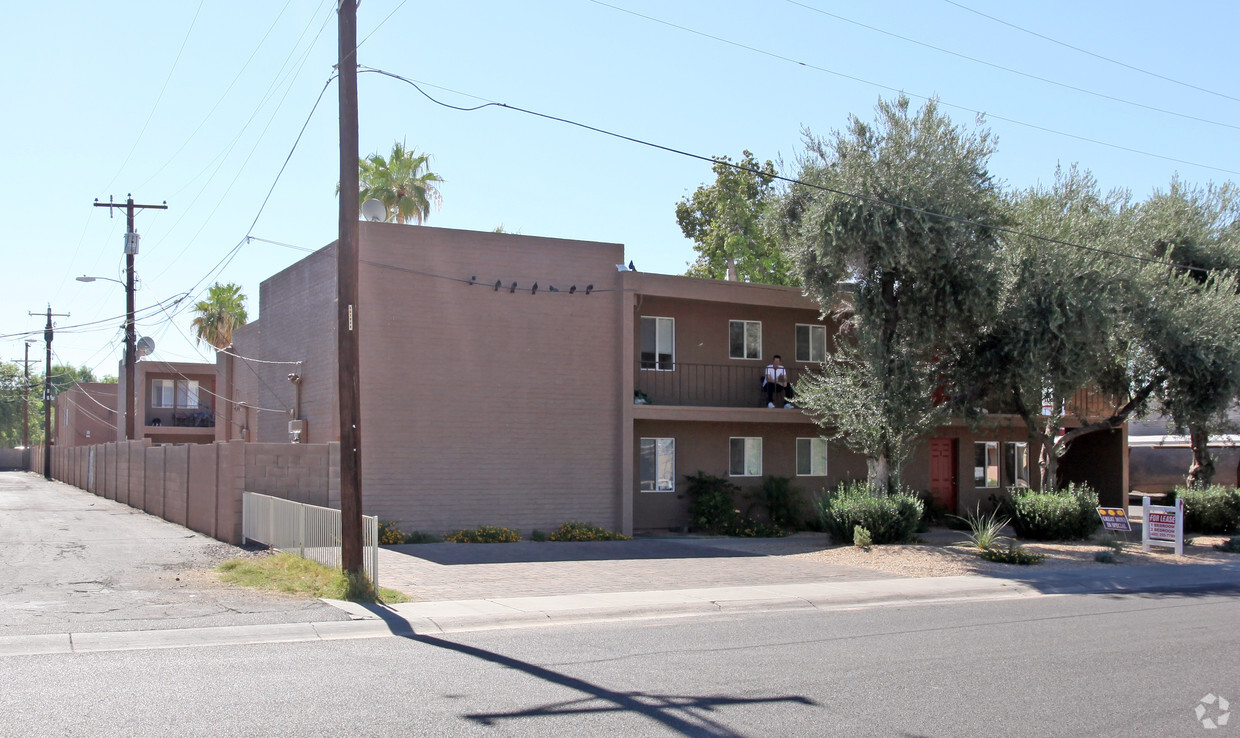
[549,521,631,541]
[953,506,1009,551]
[853,525,872,549]
[529,530,548,542]
[443,525,521,543]
[1176,486,1240,534]
[977,542,1044,565]
[1094,550,1118,564]
[727,519,787,538]
[403,530,439,544]
[1001,483,1100,541]
[1214,536,1240,553]
[815,481,924,545]
[683,471,741,534]
[377,520,407,546]
[748,476,804,529]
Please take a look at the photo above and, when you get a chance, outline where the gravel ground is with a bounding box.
[795,528,1237,578]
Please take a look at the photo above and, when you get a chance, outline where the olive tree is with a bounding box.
[776,96,1004,492]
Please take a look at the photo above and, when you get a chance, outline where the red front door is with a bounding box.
[929,438,957,513]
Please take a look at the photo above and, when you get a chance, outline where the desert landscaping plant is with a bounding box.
[684,471,786,537]
[953,506,1009,550]
[816,481,924,545]
[549,521,631,541]
[749,475,804,528]
[853,525,873,550]
[1214,536,1240,553]
[443,525,521,543]
[977,542,1045,565]
[1002,483,1101,540]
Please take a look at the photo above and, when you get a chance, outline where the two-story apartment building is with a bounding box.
[222,223,1126,535]
[56,362,218,448]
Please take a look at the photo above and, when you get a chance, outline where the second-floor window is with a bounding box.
[640,316,675,371]
[152,379,200,409]
[796,324,826,363]
[729,320,761,360]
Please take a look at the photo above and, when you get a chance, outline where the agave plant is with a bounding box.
[952,505,1010,550]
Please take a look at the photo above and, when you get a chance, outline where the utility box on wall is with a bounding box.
[288,419,306,443]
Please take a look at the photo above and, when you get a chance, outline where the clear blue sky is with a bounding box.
[2,0,1237,373]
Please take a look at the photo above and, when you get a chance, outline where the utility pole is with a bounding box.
[22,340,36,448]
[337,0,364,581]
[29,307,69,479]
[94,195,167,441]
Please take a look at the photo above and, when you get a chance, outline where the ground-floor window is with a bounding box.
[729,437,762,477]
[974,441,999,488]
[1004,441,1031,488]
[640,438,675,492]
[796,437,827,476]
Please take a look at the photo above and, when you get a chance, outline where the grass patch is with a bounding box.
[217,552,409,603]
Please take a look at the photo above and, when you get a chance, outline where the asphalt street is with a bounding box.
[3,589,1237,737]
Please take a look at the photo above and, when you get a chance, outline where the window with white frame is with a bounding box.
[151,378,201,410]
[795,324,827,363]
[1004,442,1031,488]
[974,441,999,488]
[729,437,762,476]
[796,437,828,476]
[639,438,675,492]
[151,379,176,408]
[729,320,761,360]
[640,316,675,371]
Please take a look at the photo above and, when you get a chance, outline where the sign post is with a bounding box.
[1142,497,1185,556]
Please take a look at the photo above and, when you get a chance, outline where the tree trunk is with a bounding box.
[867,455,891,494]
[1186,425,1215,488]
[1038,440,1061,491]
[725,257,738,281]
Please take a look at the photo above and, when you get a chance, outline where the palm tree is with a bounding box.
[357,140,444,224]
[191,283,248,350]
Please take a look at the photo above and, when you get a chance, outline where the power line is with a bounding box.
[940,0,1240,106]
[785,0,1240,133]
[361,67,1213,276]
[585,1,1240,178]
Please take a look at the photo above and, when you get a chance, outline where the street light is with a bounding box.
[76,273,136,440]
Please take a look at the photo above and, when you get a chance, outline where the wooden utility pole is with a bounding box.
[93,195,167,441]
[337,0,364,578]
[22,340,35,448]
[30,307,69,479]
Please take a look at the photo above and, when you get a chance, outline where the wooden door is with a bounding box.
[929,438,957,513]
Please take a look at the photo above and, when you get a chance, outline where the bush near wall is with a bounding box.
[1175,486,1240,534]
[815,482,923,545]
[1002,484,1100,541]
[549,521,630,541]
[444,526,521,543]
[683,472,786,537]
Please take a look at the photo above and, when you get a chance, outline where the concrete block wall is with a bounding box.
[43,440,340,545]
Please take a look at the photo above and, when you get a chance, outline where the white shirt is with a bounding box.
[765,364,787,385]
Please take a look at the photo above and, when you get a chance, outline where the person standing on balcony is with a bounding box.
[763,355,796,408]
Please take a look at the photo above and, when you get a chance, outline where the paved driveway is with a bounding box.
[0,472,346,637]
[379,535,902,601]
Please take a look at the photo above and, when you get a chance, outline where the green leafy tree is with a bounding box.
[191,283,249,350]
[954,166,1135,489]
[0,361,39,447]
[356,140,443,225]
[776,96,1005,492]
[47,364,109,398]
[1135,180,1240,486]
[677,151,792,284]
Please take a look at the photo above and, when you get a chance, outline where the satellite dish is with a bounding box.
[136,336,155,358]
[360,198,387,223]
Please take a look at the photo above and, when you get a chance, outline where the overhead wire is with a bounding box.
[785,0,1240,132]
[585,1,1240,178]
[360,67,1213,276]
[940,0,1240,106]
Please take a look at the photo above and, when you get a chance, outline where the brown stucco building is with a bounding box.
[55,362,217,449]
[221,223,1127,535]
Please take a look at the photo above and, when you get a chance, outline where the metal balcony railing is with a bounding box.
[635,362,806,408]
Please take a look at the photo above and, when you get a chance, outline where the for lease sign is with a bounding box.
[1147,511,1178,541]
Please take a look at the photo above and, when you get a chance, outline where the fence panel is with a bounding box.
[242,492,378,587]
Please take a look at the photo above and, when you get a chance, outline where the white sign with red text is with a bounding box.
[1142,497,1184,556]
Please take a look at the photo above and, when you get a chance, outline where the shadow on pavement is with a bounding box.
[356,603,821,736]
[974,561,1240,598]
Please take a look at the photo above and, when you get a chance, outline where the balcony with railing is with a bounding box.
[635,362,807,409]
